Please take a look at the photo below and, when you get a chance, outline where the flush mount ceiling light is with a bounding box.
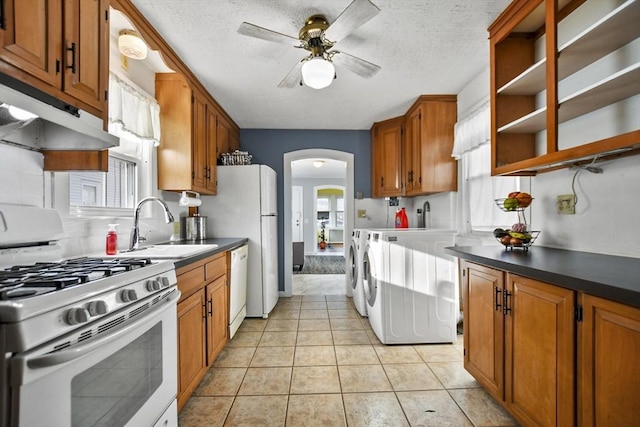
[301,58,335,89]
[118,29,148,60]
[313,160,325,168]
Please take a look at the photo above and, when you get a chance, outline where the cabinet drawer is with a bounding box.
[205,254,226,281]
[177,265,205,301]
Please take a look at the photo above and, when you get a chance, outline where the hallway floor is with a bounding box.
[178,295,519,426]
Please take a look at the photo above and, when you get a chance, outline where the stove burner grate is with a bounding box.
[0,257,153,300]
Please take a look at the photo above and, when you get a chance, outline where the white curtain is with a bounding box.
[108,72,161,146]
[452,100,490,159]
[453,100,519,232]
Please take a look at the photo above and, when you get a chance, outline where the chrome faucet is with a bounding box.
[129,197,175,251]
[422,200,431,229]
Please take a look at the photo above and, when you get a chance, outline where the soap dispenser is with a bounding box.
[106,224,118,255]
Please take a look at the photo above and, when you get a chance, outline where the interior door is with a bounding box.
[292,186,303,242]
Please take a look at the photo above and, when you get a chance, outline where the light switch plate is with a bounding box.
[357,209,367,218]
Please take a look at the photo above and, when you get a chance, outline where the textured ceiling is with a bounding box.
[130,0,511,130]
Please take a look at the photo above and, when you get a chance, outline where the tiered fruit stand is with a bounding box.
[494,197,540,251]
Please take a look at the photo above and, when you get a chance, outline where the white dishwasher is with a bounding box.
[229,244,248,339]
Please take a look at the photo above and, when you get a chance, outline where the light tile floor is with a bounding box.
[179,295,520,427]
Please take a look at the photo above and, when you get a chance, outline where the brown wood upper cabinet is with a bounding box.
[489,0,640,176]
[370,116,404,198]
[404,96,457,195]
[370,95,457,198]
[0,0,109,119]
[216,113,240,159]
[156,73,219,195]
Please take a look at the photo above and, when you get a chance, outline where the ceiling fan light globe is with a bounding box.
[301,58,335,89]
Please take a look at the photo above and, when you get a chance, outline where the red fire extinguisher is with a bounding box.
[395,207,409,228]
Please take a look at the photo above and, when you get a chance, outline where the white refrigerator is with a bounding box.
[201,165,279,318]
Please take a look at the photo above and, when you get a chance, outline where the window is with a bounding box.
[454,100,524,233]
[69,154,137,209]
[462,144,520,232]
[336,197,344,227]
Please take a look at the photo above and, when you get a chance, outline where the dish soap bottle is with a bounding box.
[106,224,118,255]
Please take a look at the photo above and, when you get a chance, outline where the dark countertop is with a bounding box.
[162,238,248,269]
[445,246,640,308]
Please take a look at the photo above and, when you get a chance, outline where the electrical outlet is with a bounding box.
[557,194,576,215]
[357,209,367,218]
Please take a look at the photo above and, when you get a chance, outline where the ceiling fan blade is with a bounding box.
[332,51,380,79]
[238,22,300,46]
[323,0,380,43]
[277,58,306,88]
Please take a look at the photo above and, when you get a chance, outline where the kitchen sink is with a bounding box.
[112,244,219,259]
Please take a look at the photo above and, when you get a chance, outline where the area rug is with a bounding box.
[294,255,345,274]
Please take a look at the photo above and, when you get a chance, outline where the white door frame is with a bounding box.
[283,149,354,297]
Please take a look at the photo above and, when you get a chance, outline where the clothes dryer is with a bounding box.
[364,229,459,344]
[348,229,369,317]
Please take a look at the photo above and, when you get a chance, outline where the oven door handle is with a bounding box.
[27,290,180,369]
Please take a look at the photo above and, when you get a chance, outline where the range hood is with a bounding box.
[0,75,118,150]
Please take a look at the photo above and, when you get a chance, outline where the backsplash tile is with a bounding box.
[0,144,43,206]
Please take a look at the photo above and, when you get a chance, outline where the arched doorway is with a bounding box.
[283,149,354,297]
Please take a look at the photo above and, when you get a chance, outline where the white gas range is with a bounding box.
[0,204,179,427]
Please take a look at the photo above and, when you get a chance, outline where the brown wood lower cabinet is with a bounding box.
[176,252,229,411]
[463,261,638,426]
[579,294,640,427]
[176,290,206,408]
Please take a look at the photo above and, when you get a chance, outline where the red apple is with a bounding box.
[508,191,520,198]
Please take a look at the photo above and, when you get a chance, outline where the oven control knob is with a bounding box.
[120,289,138,302]
[160,276,170,287]
[146,279,161,292]
[88,300,108,316]
[66,307,90,325]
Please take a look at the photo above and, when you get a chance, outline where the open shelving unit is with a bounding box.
[489,0,640,176]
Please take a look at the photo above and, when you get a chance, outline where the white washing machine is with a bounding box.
[364,229,459,344]
[348,229,369,317]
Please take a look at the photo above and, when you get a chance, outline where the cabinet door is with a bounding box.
[464,262,505,400]
[216,112,231,157]
[156,74,195,191]
[230,126,240,153]
[63,0,108,114]
[0,0,62,87]
[579,294,640,426]
[205,107,217,193]
[505,273,575,427]
[206,276,228,365]
[177,290,206,410]
[404,107,421,194]
[422,100,457,193]
[371,117,403,198]
[191,92,208,192]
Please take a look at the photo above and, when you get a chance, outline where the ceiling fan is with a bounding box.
[237,0,381,89]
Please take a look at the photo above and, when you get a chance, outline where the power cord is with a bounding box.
[560,155,603,210]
